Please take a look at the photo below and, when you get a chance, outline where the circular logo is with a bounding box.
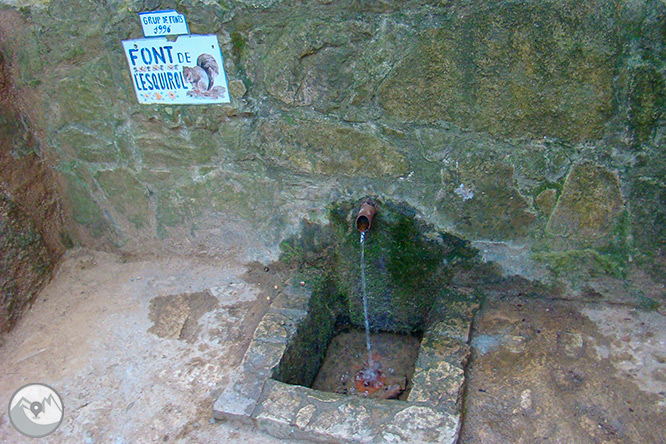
[8,383,64,438]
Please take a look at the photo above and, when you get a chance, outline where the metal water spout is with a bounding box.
[356,199,377,233]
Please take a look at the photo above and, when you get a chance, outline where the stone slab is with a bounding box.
[251,311,302,344]
[409,360,465,409]
[213,377,267,423]
[268,282,311,312]
[213,289,307,422]
[429,300,480,343]
[253,379,460,444]
[407,298,477,409]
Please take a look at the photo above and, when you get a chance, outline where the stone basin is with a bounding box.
[213,279,478,443]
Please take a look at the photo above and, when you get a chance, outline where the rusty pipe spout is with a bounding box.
[356,199,377,232]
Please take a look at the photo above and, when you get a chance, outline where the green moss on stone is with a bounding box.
[630,174,666,254]
[547,161,624,247]
[625,162,666,281]
[533,248,626,279]
[272,276,344,386]
[378,1,616,141]
[279,199,478,334]
[230,31,247,60]
[628,64,665,145]
[388,217,442,291]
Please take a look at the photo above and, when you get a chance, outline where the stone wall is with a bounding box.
[1,0,664,283]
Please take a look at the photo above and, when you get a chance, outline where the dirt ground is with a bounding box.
[0,249,304,444]
[459,296,666,443]
[1,249,665,443]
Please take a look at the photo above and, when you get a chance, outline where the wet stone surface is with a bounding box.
[311,329,421,400]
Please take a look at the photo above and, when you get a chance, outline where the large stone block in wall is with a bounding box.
[437,158,536,241]
[250,5,420,118]
[49,56,127,132]
[261,19,359,108]
[378,1,616,141]
[258,116,407,177]
[546,161,624,247]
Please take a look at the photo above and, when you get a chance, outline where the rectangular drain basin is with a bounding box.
[213,278,478,444]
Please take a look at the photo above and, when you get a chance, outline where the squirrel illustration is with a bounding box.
[182,53,219,92]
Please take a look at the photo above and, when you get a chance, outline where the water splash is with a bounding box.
[360,231,373,368]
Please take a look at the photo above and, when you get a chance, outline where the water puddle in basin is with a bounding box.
[311,328,421,401]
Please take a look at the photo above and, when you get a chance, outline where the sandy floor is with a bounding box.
[1,249,665,443]
[0,249,300,444]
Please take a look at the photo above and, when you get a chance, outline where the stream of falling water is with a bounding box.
[360,231,373,367]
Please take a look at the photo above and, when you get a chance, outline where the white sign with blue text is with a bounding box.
[122,35,230,105]
[139,9,189,37]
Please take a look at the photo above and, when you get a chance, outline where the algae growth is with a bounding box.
[279,198,479,334]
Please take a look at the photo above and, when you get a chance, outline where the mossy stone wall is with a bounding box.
[278,200,478,334]
[331,200,478,333]
[0,0,665,285]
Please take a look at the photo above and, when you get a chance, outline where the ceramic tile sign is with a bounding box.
[122,34,230,105]
[139,9,189,37]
